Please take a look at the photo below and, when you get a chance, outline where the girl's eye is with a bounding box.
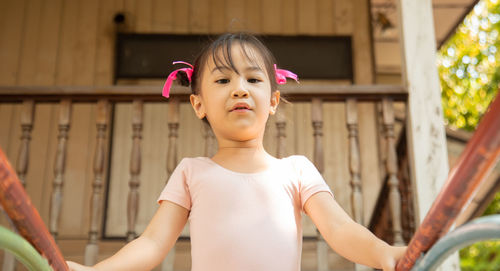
[216,79,229,84]
[247,78,261,83]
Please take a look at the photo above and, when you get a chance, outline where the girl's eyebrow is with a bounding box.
[245,66,263,72]
[210,66,263,74]
[211,66,231,74]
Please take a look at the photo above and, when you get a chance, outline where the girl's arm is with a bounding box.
[304,191,406,271]
[67,200,189,271]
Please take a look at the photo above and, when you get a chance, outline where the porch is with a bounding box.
[0,84,410,271]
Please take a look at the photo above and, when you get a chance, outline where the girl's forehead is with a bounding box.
[205,44,267,73]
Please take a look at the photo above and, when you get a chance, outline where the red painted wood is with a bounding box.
[0,148,68,271]
[396,93,500,271]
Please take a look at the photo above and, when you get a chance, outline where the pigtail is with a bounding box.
[177,70,191,87]
[162,61,194,98]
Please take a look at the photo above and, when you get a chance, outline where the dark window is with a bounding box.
[115,33,353,82]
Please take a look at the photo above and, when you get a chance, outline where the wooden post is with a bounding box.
[311,98,328,271]
[396,0,459,269]
[50,99,72,240]
[382,98,404,246]
[127,99,143,242]
[85,100,109,266]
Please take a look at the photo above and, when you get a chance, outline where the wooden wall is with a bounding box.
[0,1,377,268]
[0,0,365,87]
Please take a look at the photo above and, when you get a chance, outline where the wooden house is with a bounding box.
[1,0,497,270]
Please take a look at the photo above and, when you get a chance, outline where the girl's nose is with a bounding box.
[231,86,249,98]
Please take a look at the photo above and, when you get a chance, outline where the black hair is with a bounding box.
[178,32,278,94]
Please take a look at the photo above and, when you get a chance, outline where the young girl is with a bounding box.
[68,33,406,271]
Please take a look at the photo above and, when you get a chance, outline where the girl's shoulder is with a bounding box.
[177,156,213,168]
[279,155,319,173]
[280,155,314,166]
[171,157,217,180]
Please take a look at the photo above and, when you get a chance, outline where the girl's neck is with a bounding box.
[215,145,266,158]
[214,135,266,157]
[211,142,276,173]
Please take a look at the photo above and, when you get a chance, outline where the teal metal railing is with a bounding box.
[411,215,500,271]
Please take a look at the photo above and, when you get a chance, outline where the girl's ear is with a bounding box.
[190,94,206,119]
[269,90,280,115]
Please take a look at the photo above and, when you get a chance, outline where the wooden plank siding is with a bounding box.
[0,0,25,85]
[0,0,377,270]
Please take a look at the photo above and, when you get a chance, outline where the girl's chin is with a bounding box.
[222,130,260,142]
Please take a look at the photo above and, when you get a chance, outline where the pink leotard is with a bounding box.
[158,155,333,271]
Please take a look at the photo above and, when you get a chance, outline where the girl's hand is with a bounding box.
[380,246,407,271]
[66,261,97,271]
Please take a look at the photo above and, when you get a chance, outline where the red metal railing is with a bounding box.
[0,148,68,271]
[396,93,500,271]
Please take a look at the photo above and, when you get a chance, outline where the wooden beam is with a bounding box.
[396,0,459,269]
[0,84,407,102]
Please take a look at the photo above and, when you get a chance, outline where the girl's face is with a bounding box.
[189,43,280,143]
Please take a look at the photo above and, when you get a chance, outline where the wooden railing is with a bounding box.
[369,122,416,245]
[0,84,408,271]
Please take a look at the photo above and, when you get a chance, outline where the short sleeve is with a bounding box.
[157,158,191,210]
[292,155,334,209]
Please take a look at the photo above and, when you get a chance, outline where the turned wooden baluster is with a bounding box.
[311,98,328,271]
[16,100,35,186]
[312,99,324,181]
[1,217,16,271]
[203,122,217,157]
[161,99,180,271]
[49,99,72,240]
[2,100,36,271]
[127,100,143,242]
[382,98,404,246]
[167,99,179,178]
[346,99,364,225]
[400,155,415,242]
[346,99,369,271]
[275,104,287,158]
[85,100,109,265]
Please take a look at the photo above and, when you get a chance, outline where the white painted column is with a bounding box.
[396,0,460,270]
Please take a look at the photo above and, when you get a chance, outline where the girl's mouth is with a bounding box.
[230,103,251,112]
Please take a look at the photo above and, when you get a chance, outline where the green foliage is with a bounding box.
[437,0,500,269]
[483,191,500,216]
[459,240,500,271]
[437,0,500,131]
[458,191,500,271]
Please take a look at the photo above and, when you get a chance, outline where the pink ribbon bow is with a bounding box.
[162,61,194,98]
[274,64,299,85]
